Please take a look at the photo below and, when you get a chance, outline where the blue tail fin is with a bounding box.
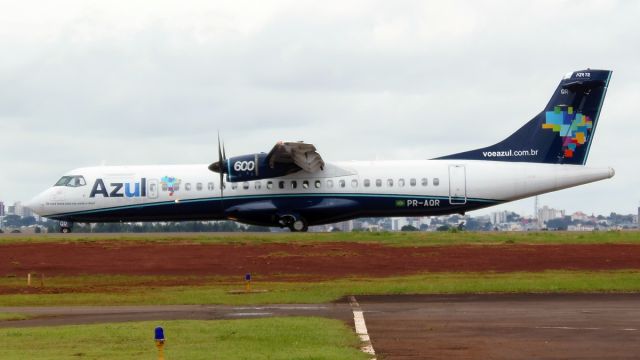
[437,69,612,165]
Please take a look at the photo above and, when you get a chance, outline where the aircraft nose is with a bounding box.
[24,194,43,215]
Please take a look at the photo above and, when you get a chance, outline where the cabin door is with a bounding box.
[448,165,467,205]
[147,179,159,199]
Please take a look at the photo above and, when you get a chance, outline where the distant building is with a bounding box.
[22,206,34,218]
[475,214,491,224]
[0,201,4,217]
[537,206,565,224]
[392,217,409,231]
[490,211,509,225]
[637,206,640,224]
[13,201,24,217]
[571,211,589,222]
[568,224,595,231]
[333,220,354,232]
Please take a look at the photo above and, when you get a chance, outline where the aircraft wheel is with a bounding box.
[290,219,308,232]
[59,221,73,234]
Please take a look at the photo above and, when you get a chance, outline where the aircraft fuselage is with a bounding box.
[27,159,614,228]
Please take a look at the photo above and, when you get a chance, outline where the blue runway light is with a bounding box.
[245,273,251,281]
[155,326,165,341]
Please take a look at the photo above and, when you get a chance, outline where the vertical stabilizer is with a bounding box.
[437,69,612,165]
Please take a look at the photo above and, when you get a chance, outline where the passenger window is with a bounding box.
[291,181,298,189]
[410,178,417,186]
[196,182,203,191]
[421,178,428,186]
[267,181,273,190]
[339,180,346,188]
[208,182,214,191]
[433,178,440,186]
[255,181,262,190]
[387,179,393,187]
[185,183,192,191]
[243,182,249,190]
[351,179,358,188]
[327,179,334,188]
[398,179,405,187]
[303,180,309,189]
[375,179,382,187]
[315,180,321,188]
[279,181,285,189]
[364,179,370,187]
[231,183,238,190]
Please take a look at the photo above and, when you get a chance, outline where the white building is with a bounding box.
[490,211,509,225]
[571,211,590,222]
[538,206,565,224]
[13,202,24,217]
[333,220,354,232]
[391,217,409,231]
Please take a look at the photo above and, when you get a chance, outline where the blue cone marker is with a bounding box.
[155,326,165,341]
[155,326,166,359]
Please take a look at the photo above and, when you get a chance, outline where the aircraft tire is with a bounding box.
[59,221,74,234]
[290,219,308,232]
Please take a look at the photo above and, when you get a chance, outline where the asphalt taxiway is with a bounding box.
[2,293,639,359]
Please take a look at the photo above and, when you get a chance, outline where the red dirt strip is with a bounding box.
[2,242,640,278]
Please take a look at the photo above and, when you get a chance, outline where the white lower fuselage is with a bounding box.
[28,160,614,227]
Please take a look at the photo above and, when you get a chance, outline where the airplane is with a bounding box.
[26,69,614,233]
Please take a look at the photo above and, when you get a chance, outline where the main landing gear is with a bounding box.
[59,221,74,234]
[279,215,308,232]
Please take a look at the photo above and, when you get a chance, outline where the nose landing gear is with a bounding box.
[279,215,308,232]
[59,221,74,234]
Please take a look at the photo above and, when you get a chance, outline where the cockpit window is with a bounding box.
[54,175,86,187]
[55,176,72,186]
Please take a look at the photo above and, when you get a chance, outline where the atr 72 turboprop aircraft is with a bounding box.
[27,69,614,233]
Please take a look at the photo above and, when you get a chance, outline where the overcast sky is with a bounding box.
[1,0,638,217]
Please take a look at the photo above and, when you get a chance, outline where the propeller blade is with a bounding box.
[222,141,227,161]
[218,133,224,199]
[218,133,223,163]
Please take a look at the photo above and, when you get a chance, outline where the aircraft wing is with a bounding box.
[265,141,325,173]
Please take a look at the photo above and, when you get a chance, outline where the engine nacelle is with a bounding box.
[226,153,299,182]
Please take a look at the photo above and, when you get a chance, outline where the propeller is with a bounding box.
[208,132,227,199]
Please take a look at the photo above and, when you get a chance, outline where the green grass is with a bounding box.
[1,230,639,246]
[0,317,367,360]
[0,313,29,321]
[1,271,639,306]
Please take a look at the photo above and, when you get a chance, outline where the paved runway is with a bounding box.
[358,294,640,360]
[2,294,639,359]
